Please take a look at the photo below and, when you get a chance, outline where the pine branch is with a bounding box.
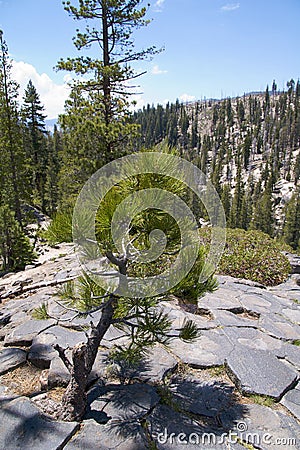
[54,344,73,373]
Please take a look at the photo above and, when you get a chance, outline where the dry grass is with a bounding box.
[0,362,42,396]
[47,387,65,402]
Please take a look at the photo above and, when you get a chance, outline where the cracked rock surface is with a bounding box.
[0,243,299,449]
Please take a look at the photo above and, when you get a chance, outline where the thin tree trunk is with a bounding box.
[57,295,115,422]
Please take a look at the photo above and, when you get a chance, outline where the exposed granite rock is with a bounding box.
[4,319,55,346]
[259,313,300,341]
[64,419,148,450]
[169,329,233,367]
[86,382,160,423]
[221,403,300,450]
[148,404,235,450]
[0,348,27,374]
[133,345,178,382]
[281,382,300,421]
[226,347,298,399]
[0,396,79,450]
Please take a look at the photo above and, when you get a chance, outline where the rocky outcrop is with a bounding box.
[0,243,299,449]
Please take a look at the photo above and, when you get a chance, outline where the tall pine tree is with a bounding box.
[0,30,29,223]
[22,80,47,210]
[57,0,160,207]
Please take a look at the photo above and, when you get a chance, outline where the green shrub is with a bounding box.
[0,205,36,272]
[43,209,73,245]
[198,227,291,286]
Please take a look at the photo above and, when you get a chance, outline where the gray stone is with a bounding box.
[134,345,178,382]
[223,327,284,353]
[170,329,233,368]
[64,419,148,450]
[148,404,232,449]
[54,269,71,281]
[158,301,216,330]
[282,307,300,324]
[4,319,55,346]
[101,325,129,348]
[37,325,87,348]
[3,297,40,314]
[0,312,11,326]
[28,341,56,369]
[0,383,19,401]
[48,356,70,388]
[0,396,79,450]
[199,290,242,311]
[221,404,300,450]
[288,254,300,274]
[169,375,243,419]
[29,326,89,370]
[87,383,160,423]
[240,294,274,314]
[211,309,259,328]
[0,347,27,374]
[281,343,300,369]
[226,347,298,399]
[217,274,266,289]
[198,290,242,311]
[259,313,300,341]
[281,382,300,420]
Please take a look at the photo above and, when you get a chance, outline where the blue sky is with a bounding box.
[1,0,300,118]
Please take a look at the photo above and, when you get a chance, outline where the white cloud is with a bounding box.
[11,60,70,119]
[179,93,196,103]
[130,93,146,111]
[151,65,168,75]
[154,0,165,12]
[221,3,240,11]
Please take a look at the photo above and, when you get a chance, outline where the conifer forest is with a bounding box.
[0,0,300,429]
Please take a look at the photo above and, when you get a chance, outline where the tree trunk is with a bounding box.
[57,295,115,421]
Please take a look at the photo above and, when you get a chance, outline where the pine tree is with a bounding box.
[228,160,244,228]
[22,80,47,210]
[0,30,28,223]
[0,205,35,271]
[242,132,252,169]
[287,78,295,98]
[272,79,277,96]
[250,179,274,236]
[38,146,217,421]
[282,189,300,250]
[221,183,231,222]
[264,84,270,111]
[57,0,160,206]
[44,125,62,215]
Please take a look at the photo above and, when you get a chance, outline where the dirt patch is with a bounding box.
[0,362,43,396]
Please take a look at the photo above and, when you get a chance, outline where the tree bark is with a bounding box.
[57,295,115,422]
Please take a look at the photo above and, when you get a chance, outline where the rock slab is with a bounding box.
[0,347,27,375]
[64,418,148,450]
[281,382,300,420]
[0,396,79,450]
[226,347,298,399]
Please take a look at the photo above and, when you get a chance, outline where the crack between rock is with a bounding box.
[276,376,300,402]
[58,422,82,449]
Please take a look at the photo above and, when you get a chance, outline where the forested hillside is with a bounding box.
[1,25,300,277]
[133,84,300,249]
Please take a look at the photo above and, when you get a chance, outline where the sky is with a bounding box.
[1,0,300,119]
